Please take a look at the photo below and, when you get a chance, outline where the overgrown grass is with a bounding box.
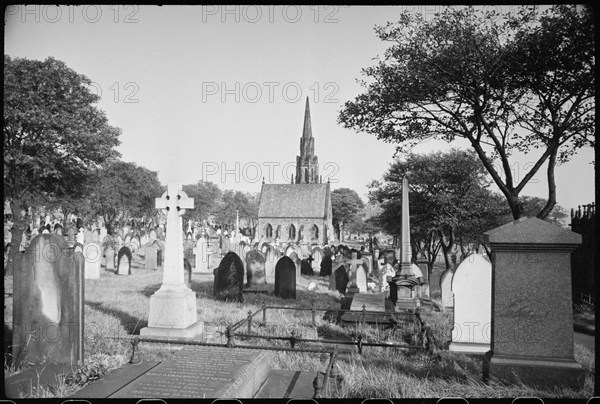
[4,252,595,398]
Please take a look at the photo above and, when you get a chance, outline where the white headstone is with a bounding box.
[99,227,108,243]
[83,242,102,279]
[311,249,323,273]
[356,264,368,293]
[193,237,212,274]
[76,229,84,245]
[449,253,492,354]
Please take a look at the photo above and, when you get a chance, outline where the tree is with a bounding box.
[89,161,162,233]
[339,5,594,220]
[369,149,509,274]
[182,181,222,225]
[331,188,365,241]
[4,55,121,273]
[213,190,258,233]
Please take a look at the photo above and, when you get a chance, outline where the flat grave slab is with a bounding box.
[70,345,270,399]
[341,293,397,325]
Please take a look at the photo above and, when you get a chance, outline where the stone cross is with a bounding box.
[155,182,194,289]
[347,252,363,286]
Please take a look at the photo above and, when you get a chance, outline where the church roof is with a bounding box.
[258,183,330,219]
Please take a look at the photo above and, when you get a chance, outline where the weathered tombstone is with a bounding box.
[440,268,454,309]
[484,217,585,388]
[274,256,296,299]
[117,246,132,276]
[264,246,278,283]
[145,240,160,271]
[449,253,491,354]
[104,243,116,271]
[12,234,84,367]
[356,263,368,293]
[320,255,332,277]
[83,242,102,279]
[193,237,211,273]
[214,251,244,302]
[245,250,266,286]
[311,248,323,273]
[289,252,301,277]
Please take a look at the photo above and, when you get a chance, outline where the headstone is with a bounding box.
[484,217,585,389]
[274,256,296,299]
[83,242,102,279]
[289,252,301,277]
[193,237,211,273]
[333,264,349,295]
[117,246,132,276]
[213,251,244,302]
[311,248,323,273]
[440,268,454,308]
[104,244,116,271]
[300,258,313,276]
[245,250,266,286]
[183,258,192,289]
[145,240,160,271]
[12,234,84,367]
[320,255,332,277]
[141,183,203,339]
[99,227,108,243]
[356,263,367,293]
[264,246,278,283]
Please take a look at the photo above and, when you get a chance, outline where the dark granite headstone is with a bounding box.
[320,255,332,277]
[334,264,349,295]
[117,246,132,275]
[300,258,314,276]
[214,251,244,302]
[12,234,84,367]
[245,250,266,287]
[274,256,296,299]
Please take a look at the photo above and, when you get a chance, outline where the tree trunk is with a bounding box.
[537,144,559,220]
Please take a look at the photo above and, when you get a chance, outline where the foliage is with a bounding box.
[339,5,594,220]
[213,190,258,231]
[89,161,162,232]
[331,188,365,238]
[182,181,222,224]
[369,149,509,272]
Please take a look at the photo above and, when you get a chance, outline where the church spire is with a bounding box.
[295,97,319,184]
[302,96,312,139]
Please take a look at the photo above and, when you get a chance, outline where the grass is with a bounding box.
[3,254,595,398]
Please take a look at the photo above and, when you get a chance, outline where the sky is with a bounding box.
[4,5,595,213]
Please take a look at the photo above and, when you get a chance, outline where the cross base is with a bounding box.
[144,288,200,334]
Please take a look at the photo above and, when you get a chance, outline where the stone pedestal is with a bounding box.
[484,217,585,389]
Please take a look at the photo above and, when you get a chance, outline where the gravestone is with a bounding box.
[300,258,313,276]
[141,183,203,339]
[356,263,368,293]
[214,251,244,302]
[274,256,296,299]
[484,217,585,389]
[245,250,267,286]
[117,246,132,275]
[104,241,116,271]
[440,268,454,309]
[449,253,491,354]
[193,237,211,274]
[12,234,84,367]
[320,255,332,277]
[70,346,270,399]
[289,252,301,277]
[83,242,102,279]
[264,246,278,283]
[145,240,160,271]
[183,258,192,289]
[311,248,323,273]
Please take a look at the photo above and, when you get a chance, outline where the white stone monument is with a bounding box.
[449,253,491,354]
[440,268,454,308]
[140,182,203,338]
[83,242,102,279]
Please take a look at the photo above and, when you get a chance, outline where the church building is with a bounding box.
[257,98,333,244]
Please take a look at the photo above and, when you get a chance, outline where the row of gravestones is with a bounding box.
[213,251,299,302]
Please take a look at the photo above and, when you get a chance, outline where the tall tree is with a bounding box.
[182,181,222,225]
[89,161,162,233]
[331,188,365,241]
[339,5,594,220]
[213,190,258,233]
[369,149,509,274]
[4,56,121,273]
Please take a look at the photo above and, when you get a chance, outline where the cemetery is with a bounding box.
[3,4,595,401]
